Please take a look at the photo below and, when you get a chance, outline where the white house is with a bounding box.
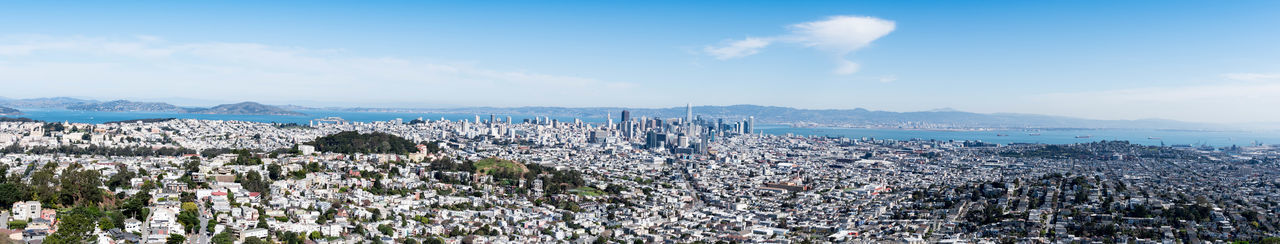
[10,201,40,221]
[124,218,143,233]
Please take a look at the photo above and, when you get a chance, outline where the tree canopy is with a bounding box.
[305,131,418,154]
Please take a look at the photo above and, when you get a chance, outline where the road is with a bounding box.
[195,200,211,244]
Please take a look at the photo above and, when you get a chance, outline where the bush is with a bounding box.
[7,220,27,229]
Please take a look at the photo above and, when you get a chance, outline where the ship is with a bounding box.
[1147,137,1161,140]
[1075,135,1092,138]
[1028,133,1041,136]
[996,134,1009,137]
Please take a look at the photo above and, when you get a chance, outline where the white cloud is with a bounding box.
[0,35,637,107]
[704,37,772,60]
[1223,73,1280,82]
[704,15,895,74]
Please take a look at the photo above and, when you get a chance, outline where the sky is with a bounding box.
[0,0,1278,123]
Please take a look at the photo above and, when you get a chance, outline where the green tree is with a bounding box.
[0,183,31,207]
[240,170,270,196]
[306,131,418,154]
[45,207,102,244]
[98,216,115,230]
[212,231,235,244]
[29,163,58,205]
[59,164,104,206]
[166,234,185,244]
[177,209,200,233]
[244,237,268,244]
[378,224,394,236]
[122,191,151,220]
[268,164,283,181]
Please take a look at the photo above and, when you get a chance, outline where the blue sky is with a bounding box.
[0,1,1277,123]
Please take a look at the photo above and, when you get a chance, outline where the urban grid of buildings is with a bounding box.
[0,105,1277,244]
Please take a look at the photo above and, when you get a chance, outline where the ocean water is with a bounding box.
[7,109,1276,147]
[759,125,1280,147]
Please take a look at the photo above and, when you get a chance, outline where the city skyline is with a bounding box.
[2,1,1278,124]
[2,2,1279,244]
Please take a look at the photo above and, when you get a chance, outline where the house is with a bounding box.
[242,228,268,241]
[124,218,143,233]
[10,201,40,221]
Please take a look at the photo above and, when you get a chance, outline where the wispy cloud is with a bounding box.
[1025,80,1280,123]
[703,16,895,74]
[877,75,898,83]
[1223,73,1280,82]
[705,38,772,60]
[0,35,636,107]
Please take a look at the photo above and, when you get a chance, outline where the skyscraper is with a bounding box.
[621,110,632,139]
[685,103,693,126]
[685,103,694,138]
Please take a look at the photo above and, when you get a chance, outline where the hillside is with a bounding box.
[0,106,20,115]
[473,158,528,176]
[0,97,96,108]
[304,131,418,154]
[67,100,188,113]
[188,102,305,116]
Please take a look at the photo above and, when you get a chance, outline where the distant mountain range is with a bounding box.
[67,100,188,113]
[0,97,304,116]
[0,106,20,115]
[0,97,1268,130]
[0,97,95,108]
[187,102,305,116]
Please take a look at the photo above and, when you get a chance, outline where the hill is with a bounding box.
[0,97,96,109]
[67,100,187,113]
[304,131,418,154]
[473,158,528,176]
[188,102,305,116]
[0,106,20,115]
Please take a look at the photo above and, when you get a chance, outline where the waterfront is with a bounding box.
[761,125,1280,147]
[8,109,1278,147]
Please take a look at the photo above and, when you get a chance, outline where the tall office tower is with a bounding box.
[475,115,480,124]
[490,114,496,124]
[620,110,632,139]
[507,116,512,124]
[747,116,755,134]
[607,113,613,130]
[685,103,693,126]
[685,103,694,138]
[644,131,660,149]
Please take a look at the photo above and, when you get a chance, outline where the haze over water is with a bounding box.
[12,109,1277,147]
